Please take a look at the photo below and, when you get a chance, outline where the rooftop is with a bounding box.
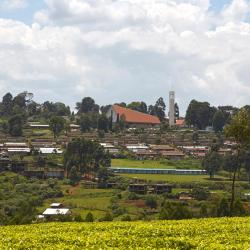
[112,105,161,125]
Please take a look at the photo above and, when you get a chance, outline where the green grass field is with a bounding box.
[0,217,249,249]
[39,186,115,219]
[111,158,202,169]
[118,173,227,183]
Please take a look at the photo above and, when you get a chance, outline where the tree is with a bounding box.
[149,97,166,122]
[217,197,230,217]
[202,151,221,178]
[232,199,246,216]
[79,114,92,132]
[212,110,226,132]
[97,115,109,132]
[2,93,13,116]
[64,138,111,176]
[76,97,99,114]
[127,101,148,113]
[49,116,65,138]
[224,108,250,215]
[8,115,23,136]
[241,148,250,182]
[100,105,111,114]
[191,187,210,201]
[145,195,157,209]
[85,212,94,222]
[69,166,81,186]
[175,103,179,120]
[185,100,211,129]
[223,154,238,179]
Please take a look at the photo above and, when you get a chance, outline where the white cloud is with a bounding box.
[0,0,28,10]
[222,0,249,22]
[0,0,250,113]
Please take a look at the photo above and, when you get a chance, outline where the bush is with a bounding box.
[99,212,113,222]
[85,212,94,222]
[191,187,210,201]
[121,215,132,221]
[145,195,157,209]
[74,214,83,222]
[127,192,138,200]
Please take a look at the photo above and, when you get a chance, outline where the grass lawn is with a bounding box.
[118,173,228,183]
[39,185,116,219]
[111,158,202,169]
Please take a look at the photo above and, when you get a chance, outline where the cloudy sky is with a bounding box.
[0,0,250,114]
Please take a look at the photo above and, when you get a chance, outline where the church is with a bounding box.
[106,105,161,128]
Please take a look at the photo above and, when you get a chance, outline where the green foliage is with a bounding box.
[8,115,23,136]
[0,173,62,225]
[145,195,158,209]
[185,100,215,129]
[148,97,166,122]
[159,202,192,220]
[191,187,210,201]
[64,138,111,176]
[121,215,132,221]
[224,108,250,146]
[212,110,226,132]
[69,166,81,186]
[217,197,230,217]
[202,151,221,178]
[99,211,113,222]
[232,199,247,216]
[127,101,148,114]
[85,212,94,222]
[49,116,65,138]
[76,97,99,114]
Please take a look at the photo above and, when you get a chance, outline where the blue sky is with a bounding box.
[0,1,45,23]
[0,0,250,114]
[0,0,243,24]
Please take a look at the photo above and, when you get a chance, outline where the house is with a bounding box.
[180,146,209,158]
[45,169,65,179]
[50,203,64,209]
[7,148,31,155]
[39,148,63,154]
[150,144,176,152]
[106,105,161,128]
[42,208,71,217]
[135,150,158,160]
[42,203,70,218]
[175,119,186,127]
[160,151,185,160]
[28,123,49,129]
[126,144,149,153]
[100,143,120,155]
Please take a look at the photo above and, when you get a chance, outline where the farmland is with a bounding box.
[0,217,249,249]
[111,158,202,169]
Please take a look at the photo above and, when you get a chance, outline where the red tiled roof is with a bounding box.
[112,105,161,125]
[175,119,185,126]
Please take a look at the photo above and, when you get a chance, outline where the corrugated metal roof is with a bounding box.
[42,208,70,215]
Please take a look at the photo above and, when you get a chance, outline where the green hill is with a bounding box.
[1,217,250,249]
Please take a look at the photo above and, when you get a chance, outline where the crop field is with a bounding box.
[111,158,202,169]
[0,217,250,249]
[119,173,228,183]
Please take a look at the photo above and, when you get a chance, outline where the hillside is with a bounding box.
[1,217,249,249]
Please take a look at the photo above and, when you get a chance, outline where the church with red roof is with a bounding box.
[106,105,161,128]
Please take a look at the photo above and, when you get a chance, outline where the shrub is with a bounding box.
[85,212,94,222]
[145,195,158,209]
